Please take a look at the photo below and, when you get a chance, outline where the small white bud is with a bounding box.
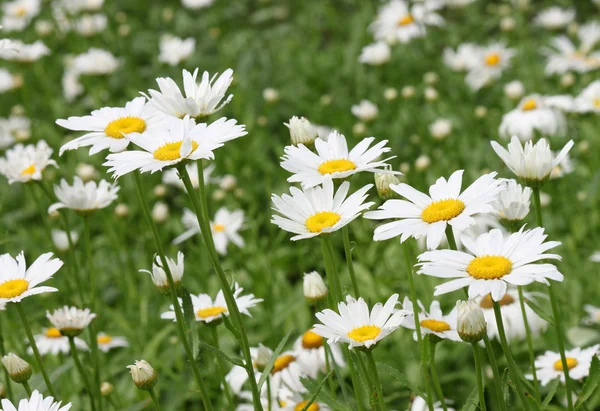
[577,191,587,202]
[285,116,318,146]
[424,87,439,102]
[540,192,551,207]
[577,140,589,153]
[140,252,184,294]
[456,300,487,343]
[429,119,452,141]
[51,230,78,252]
[76,163,97,182]
[424,72,439,84]
[415,155,431,171]
[118,24,130,37]
[256,116,268,126]
[375,171,401,200]
[2,353,32,383]
[262,88,280,103]
[153,184,167,198]
[303,271,328,303]
[504,80,524,100]
[35,20,54,36]
[474,106,488,118]
[351,100,378,122]
[114,203,130,218]
[560,73,575,88]
[152,202,169,223]
[100,382,114,396]
[401,86,415,99]
[213,189,226,201]
[399,162,410,174]
[383,88,398,100]
[219,175,237,191]
[127,360,157,391]
[500,17,515,31]
[320,95,333,105]
[352,122,366,135]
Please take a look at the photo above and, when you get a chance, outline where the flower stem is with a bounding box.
[148,388,161,410]
[471,342,487,411]
[402,242,435,411]
[178,164,260,410]
[0,318,14,401]
[321,236,343,302]
[518,286,540,401]
[22,380,32,396]
[68,337,97,411]
[492,301,531,411]
[15,303,57,398]
[428,340,447,411]
[132,171,213,411]
[341,226,360,296]
[267,376,272,411]
[364,350,386,411]
[209,326,235,408]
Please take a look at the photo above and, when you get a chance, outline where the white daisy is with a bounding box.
[161,284,262,324]
[534,7,575,30]
[0,40,49,62]
[158,35,195,66]
[70,48,119,75]
[145,68,233,119]
[48,177,119,214]
[0,140,56,184]
[292,328,345,379]
[410,396,454,411]
[590,251,600,263]
[47,306,96,337]
[574,80,600,113]
[181,0,214,10]
[140,251,185,291]
[270,178,374,241]
[499,95,568,141]
[1,0,41,31]
[549,149,574,179]
[582,305,600,325]
[280,393,331,411]
[0,252,62,304]
[465,43,516,91]
[280,131,396,188]
[172,208,200,245]
[443,43,479,72]
[417,227,564,301]
[528,345,600,386]
[313,294,411,349]
[163,162,219,190]
[358,42,391,65]
[401,297,461,342]
[57,97,169,155]
[364,170,503,250]
[0,390,72,411]
[225,345,268,395]
[30,327,88,356]
[96,333,129,352]
[491,136,574,183]
[543,23,600,75]
[478,290,547,343]
[0,69,18,94]
[104,116,246,178]
[72,14,107,36]
[350,100,378,122]
[210,207,245,255]
[0,115,31,149]
[493,179,531,222]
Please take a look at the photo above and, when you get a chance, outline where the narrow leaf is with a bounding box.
[258,331,292,391]
[376,362,425,398]
[575,355,600,408]
[301,375,350,411]
[525,299,555,326]
[300,371,334,411]
[542,379,560,408]
[197,341,245,367]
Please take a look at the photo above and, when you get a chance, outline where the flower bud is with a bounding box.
[429,119,452,141]
[424,87,438,102]
[285,116,318,146]
[100,382,114,396]
[76,163,97,182]
[127,360,157,391]
[2,353,32,383]
[383,88,397,100]
[219,175,237,191]
[153,184,167,198]
[114,203,130,218]
[456,300,487,343]
[152,202,169,223]
[401,86,415,99]
[254,344,272,373]
[504,80,524,100]
[415,155,431,171]
[424,72,438,84]
[51,230,78,252]
[262,88,280,103]
[303,271,328,303]
[375,171,401,200]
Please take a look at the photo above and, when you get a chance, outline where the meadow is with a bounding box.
[1,0,600,410]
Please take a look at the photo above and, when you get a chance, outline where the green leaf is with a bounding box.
[542,379,560,408]
[180,286,198,356]
[525,299,555,326]
[299,371,334,411]
[376,362,425,398]
[301,374,350,411]
[575,355,600,409]
[257,331,291,391]
[460,387,479,411]
[197,341,244,367]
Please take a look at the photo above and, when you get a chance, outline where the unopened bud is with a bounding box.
[127,360,157,391]
[375,171,401,200]
[254,344,272,373]
[100,382,114,396]
[456,300,487,343]
[285,116,318,146]
[2,353,32,383]
[303,271,328,303]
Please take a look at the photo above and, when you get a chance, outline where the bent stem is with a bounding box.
[364,350,386,411]
[428,339,448,411]
[22,380,32,396]
[148,388,161,410]
[132,171,213,411]
[178,163,261,410]
[471,342,487,411]
[341,226,360,296]
[518,286,540,401]
[68,336,97,411]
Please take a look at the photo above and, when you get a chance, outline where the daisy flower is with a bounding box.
[158,35,195,66]
[46,306,96,337]
[30,327,88,356]
[491,136,574,184]
[0,390,72,411]
[0,252,62,304]
[72,14,108,37]
[104,116,246,178]
[358,42,391,65]
[364,170,503,250]
[225,345,269,395]
[498,95,568,141]
[582,305,600,325]
[410,396,455,411]
[140,251,184,292]
[478,290,547,343]
[528,345,600,386]
[465,43,516,91]
[56,96,169,155]
[0,40,49,62]
[0,68,18,94]
[271,178,374,241]
[543,23,600,75]
[210,207,245,255]
[350,100,378,122]
[182,0,215,10]
[574,80,600,113]
[0,115,30,149]
[493,179,531,222]
[279,392,331,411]
[280,131,396,188]
[172,208,200,244]
[161,284,262,324]
[1,0,41,32]
[96,333,129,352]
[590,251,600,262]
[534,7,575,30]
[418,227,564,301]
[293,328,345,378]
[313,294,411,349]
[48,177,119,214]
[70,48,119,76]
[401,297,461,342]
[145,68,234,119]
[443,43,479,72]
[163,162,219,190]
[0,140,57,184]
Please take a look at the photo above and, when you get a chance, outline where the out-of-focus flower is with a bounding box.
[358,42,391,65]
[351,100,378,122]
[158,35,195,66]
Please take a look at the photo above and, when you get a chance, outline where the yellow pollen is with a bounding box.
[397,15,414,26]
[15,7,27,17]
[97,335,112,344]
[480,293,515,309]
[153,141,199,161]
[347,325,382,343]
[295,401,320,411]
[197,306,227,319]
[305,211,341,233]
[593,98,600,108]
[213,224,225,232]
[485,53,501,66]
[421,199,465,223]
[272,354,296,374]
[302,330,324,349]
[104,117,146,139]
[317,159,356,175]
[45,328,63,338]
[0,279,29,298]
[20,164,36,176]
[420,319,451,332]
[467,256,513,280]
[554,357,578,371]
[521,99,537,111]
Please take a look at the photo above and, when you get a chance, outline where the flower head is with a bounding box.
[127,360,157,391]
[30,328,88,356]
[47,306,96,337]
[158,35,195,66]
[2,353,31,383]
[96,333,129,352]
[456,299,486,342]
[0,140,57,184]
[499,95,568,141]
[303,271,328,303]
[528,345,600,386]
[370,0,444,44]
[493,179,531,222]
[49,177,119,214]
[401,297,461,342]
[140,252,184,293]
[0,390,72,411]
[0,252,62,304]
[285,116,318,146]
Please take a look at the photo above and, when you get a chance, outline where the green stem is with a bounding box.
[209,326,235,408]
[364,350,386,411]
[321,237,343,302]
[22,380,32,396]
[0,318,14,401]
[518,286,540,401]
[481,334,507,411]
[532,188,543,228]
[148,388,161,410]
[68,337,97,411]
[347,348,367,411]
[341,226,360,296]
[445,227,457,251]
[492,301,531,411]
[402,242,434,411]
[471,343,487,411]
[132,171,213,411]
[267,376,272,411]
[428,341,447,411]
[15,303,57,397]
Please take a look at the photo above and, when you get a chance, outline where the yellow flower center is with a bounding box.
[479,293,515,309]
[467,256,513,280]
[397,15,414,26]
[272,354,296,374]
[554,357,578,371]
[97,335,112,344]
[20,164,36,176]
[593,98,600,108]
[0,279,29,298]
[420,319,451,332]
[521,99,537,111]
[301,330,324,349]
[317,159,356,175]
[295,401,320,411]
[213,224,225,232]
[421,199,465,223]
[45,328,63,338]
[104,117,146,139]
[347,325,382,343]
[15,7,27,17]
[485,53,501,66]
[305,211,341,233]
[153,141,199,161]
[197,306,228,319]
